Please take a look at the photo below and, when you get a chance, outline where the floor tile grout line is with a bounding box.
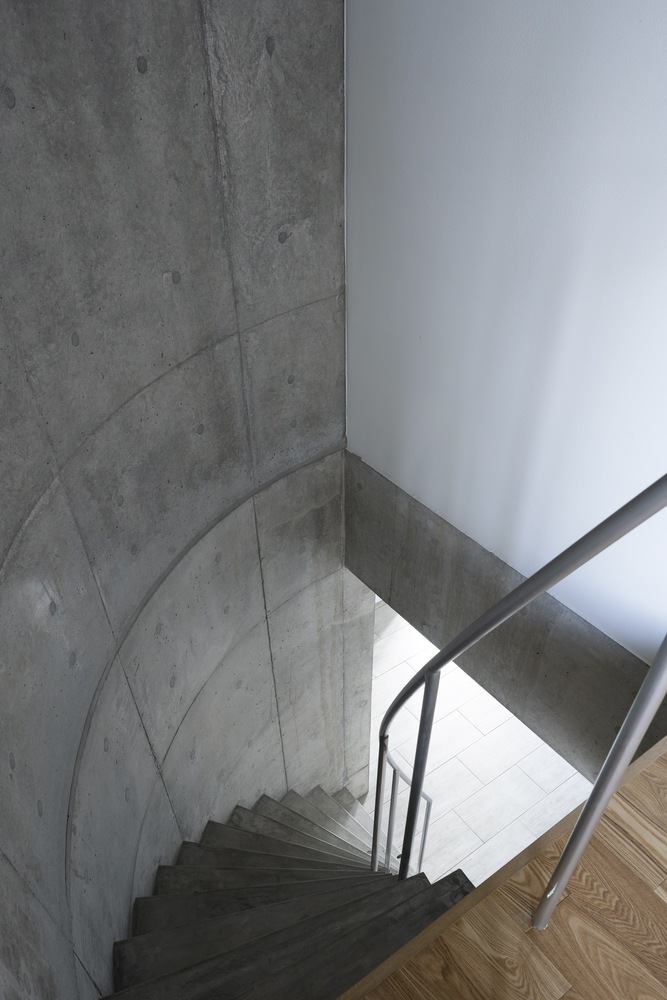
[370,596,594,877]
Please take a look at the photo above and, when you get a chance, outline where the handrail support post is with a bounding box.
[533,630,667,929]
[399,670,440,879]
[384,769,399,871]
[370,733,389,872]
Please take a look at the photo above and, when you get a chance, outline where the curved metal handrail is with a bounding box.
[371,471,667,877]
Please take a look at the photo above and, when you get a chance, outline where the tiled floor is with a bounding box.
[366,600,593,887]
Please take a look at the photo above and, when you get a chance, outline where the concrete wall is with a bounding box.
[346,452,667,785]
[347,0,667,664]
[0,4,371,998]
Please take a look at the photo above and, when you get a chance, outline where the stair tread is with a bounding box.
[178,841,367,871]
[334,787,375,836]
[105,874,433,998]
[109,786,474,1000]
[306,785,375,846]
[133,874,389,935]
[234,870,475,1000]
[154,864,377,894]
[305,786,401,870]
[307,786,399,868]
[114,877,399,990]
[227,806,370,863]
[281,789,373,854]
[253,795,371,861]
[199,820,365,864]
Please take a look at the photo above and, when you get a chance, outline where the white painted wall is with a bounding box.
[347,0,667,663]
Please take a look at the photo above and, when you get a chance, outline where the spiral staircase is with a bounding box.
[103,785,473,999]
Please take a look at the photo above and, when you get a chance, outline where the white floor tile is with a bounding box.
[423,757,484,822]
[373,602,406,640]
[371,706,420,752]
[406,650,446,673]
[370,661,415,720]
[521,772,593,838]
[395,710,482,774]
[414,666,486,723]
[456,819,535,886]
[388,756,484,835]
[373,623,434,676]
[421,810,483,881]
[406,646,442,672]
[455,765,545,841]
[458,689,513,735]
[517,742,577,794]
[457,716,543,784]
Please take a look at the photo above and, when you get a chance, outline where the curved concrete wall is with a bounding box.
[0,4,367,998]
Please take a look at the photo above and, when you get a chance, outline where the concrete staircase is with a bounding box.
[104,786,474,999]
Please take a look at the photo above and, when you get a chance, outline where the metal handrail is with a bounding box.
[370,471,667,880]
[382,749,434,873]
[533,629,667,927]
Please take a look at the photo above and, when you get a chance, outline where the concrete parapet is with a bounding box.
[345,451,667,783]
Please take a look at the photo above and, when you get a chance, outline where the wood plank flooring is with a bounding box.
[360,749,667,1000]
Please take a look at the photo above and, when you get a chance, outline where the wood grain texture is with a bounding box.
[619,755,667,830]
[529,896,667,1000]
[361,750,667,1000]
[493,835,570,929]
[565,840,667,983]
[337,807,582,1000]
[364,895,569,1000]
[596,795,667,888]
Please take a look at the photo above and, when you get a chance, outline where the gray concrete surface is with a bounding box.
[345,451,667,782]
[0,3,353,996]
[269,572,347,793]
[119,500,267,765]
[0,849,77,1000]
[255,453,343,613]
[202,0,344,331]
[242,297,346,486]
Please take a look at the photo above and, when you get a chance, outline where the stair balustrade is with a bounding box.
[371,472,667,931]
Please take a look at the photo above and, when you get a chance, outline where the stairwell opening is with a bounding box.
[366,597,593,887]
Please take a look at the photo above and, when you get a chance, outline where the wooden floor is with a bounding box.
[360,750,667,1000]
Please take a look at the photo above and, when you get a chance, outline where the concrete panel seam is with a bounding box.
[198,0,241,330]
[85,440,345,648]
[62,448,343,934]
[74,951,103,1000]
[118,656,186,844]
[0,844,69,947]
[237,325,258,487]
[58,330,238,475]
[57,478,117,639]
[0,476,63,583]
[123,772,181,938]
[257,494,345,616]
[237,291,344,341]
[197,0,258,485]
[252,495,289,789]
[147,617,272,776]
